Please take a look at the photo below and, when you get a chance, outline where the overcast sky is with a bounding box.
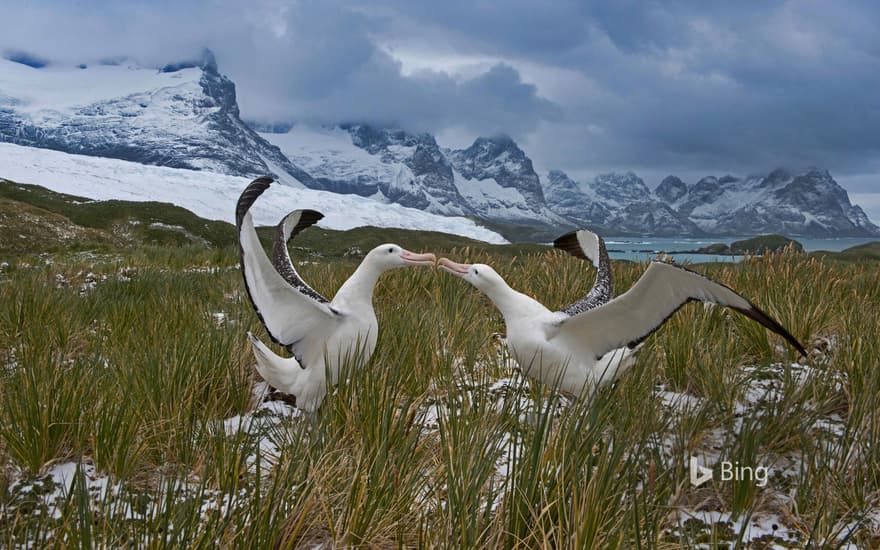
[2,0,879,221]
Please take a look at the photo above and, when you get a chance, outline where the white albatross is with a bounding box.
[236,176,436,411]
[439,229,807,397]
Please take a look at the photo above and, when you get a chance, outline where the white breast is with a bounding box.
[506,311,637,396]
[304,311,378,385]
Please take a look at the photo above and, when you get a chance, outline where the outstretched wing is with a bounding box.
[545,261,806,360]
[236,177,338,353]
[553,229,614,315]
[271,209,328,303]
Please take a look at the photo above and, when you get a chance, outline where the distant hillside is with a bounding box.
[0,179,541,259]
[0,179,236,253]
[809,241,880,262]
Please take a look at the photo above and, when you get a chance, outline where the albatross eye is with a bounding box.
[388,247,394,253]
[473,268,479,275]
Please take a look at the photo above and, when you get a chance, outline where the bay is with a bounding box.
[605,236,879,264]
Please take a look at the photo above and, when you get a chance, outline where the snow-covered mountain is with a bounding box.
[543,170,701,236]
[654,175,689,204]
[262,124,470,215]
[0,142,507,243]
[261,124,567,229]
[446,136,568,226]
[667,169,880,237]
[0,50,311,187]
[545,169,880,237]
[1,49,877,238]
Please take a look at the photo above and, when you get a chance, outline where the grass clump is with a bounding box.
[0,222,878,547]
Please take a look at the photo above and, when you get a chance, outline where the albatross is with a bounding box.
[236,176,437,411]
[439,229,807,397]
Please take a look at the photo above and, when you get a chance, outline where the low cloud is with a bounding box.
[1,0,879,202]
[0,0,558,139]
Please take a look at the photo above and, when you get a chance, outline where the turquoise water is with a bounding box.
[605,236,878,264]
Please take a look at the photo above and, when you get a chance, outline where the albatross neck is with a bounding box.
[334,259,384,307]
[483,279,548,320]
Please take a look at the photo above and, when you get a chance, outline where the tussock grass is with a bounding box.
[0,244,878,548]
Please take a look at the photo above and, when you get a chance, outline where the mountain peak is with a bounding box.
[342,124,438,155]
[447,134,551,221]
[547,169,571,182]
[160,48,218,74]
[593,172,650,200]
[668,167,880,236]
[0,51,310,183]
[655,175,688,204]
[766,168,792,183]
[452,135,535,180]
[473,133,516,147]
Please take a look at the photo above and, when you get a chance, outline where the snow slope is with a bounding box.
[260,125,406,187]
[453,169,537,221]
[0,54,313,186]
[262,124,472,215]
[0,143,507,243]
[0,58,200,116]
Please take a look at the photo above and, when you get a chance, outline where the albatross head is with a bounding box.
[437,258,505,291]
[366,244,437,271]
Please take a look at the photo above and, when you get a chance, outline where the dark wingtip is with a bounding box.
[732,304,809,358]
[235,176,274,228]
[277,209,324,244]
[666,262,808,358]
[553,231,587,260]
[298,209,324,229]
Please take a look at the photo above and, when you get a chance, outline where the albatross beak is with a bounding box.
[401,250,437,266]
[438,257,471,276]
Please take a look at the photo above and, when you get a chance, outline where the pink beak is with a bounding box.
[438,257,471,276]
[401,250,437,266]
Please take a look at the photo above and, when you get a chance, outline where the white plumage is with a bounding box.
[439,230,806,397]
[237,177,436,411]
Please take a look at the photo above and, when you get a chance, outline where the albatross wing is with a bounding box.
[553,229,614,315]
[272,209,328,303]
[546,260,807,359]
[236,177,338,352]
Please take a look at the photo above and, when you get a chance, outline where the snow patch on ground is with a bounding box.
[220,391,302,472]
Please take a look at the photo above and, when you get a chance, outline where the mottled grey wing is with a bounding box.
[272,209,330,304]
[553,229,614,316]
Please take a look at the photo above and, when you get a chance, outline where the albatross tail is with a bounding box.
[247,332,325,411]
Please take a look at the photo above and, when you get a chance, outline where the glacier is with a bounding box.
[0,142,507,243]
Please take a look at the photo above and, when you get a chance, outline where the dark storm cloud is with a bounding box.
[1,0,879,202]
[0,0,557,138]
[373,0,880,185]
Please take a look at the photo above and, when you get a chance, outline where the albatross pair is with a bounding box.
[238,177,806,410]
